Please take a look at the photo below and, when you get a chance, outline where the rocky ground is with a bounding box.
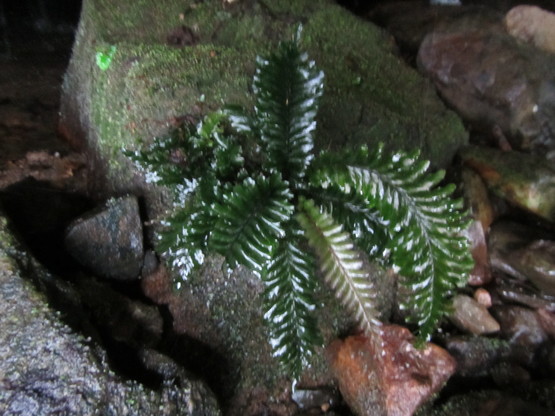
[2,1,555,415]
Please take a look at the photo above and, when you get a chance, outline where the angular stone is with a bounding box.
[65,196,144,280]
[512,240,555,296]
[449,294,500,335]
[491,305,548,366]
[326,325,456,416]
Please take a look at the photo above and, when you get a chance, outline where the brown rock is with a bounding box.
[418,29,555,154]
[465,220,492,286]
[327,325,456,416]
[505,6,555,54]
[491,305,548,366]
[449,294,500,335]
[513,240,555,296]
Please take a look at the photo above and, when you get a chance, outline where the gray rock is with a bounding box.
[445,336,510,377]
[0,213,221,416]
[449,294,500,335]
[65,195,144,280]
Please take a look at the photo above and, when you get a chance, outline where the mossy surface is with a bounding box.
[64,0,467,195]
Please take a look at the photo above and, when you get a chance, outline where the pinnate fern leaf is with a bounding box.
[251,41,324,183]
[262,227,320,378]
[297,198,381,334]
[313,145,473,340]
[209,173,294,273]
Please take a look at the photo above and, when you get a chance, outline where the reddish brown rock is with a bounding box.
[505,6,555,54]
[327,325,456,416]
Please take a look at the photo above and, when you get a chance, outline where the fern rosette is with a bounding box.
[127,33,473,378]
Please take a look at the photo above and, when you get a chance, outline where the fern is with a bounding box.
[261,225,320,378]
[312,145,473,340]
[126,32,472,377]
[297,197,381,334]
[209,173,293,273]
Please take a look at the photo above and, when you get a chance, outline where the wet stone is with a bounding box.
[65,195,144,280]
[444,336,509,377]
[491,305,548,366]
[418,28,555,155]
[449,294,500,335]
[512,240,555,296]
[327,325,456,416]
[460,146,555,224]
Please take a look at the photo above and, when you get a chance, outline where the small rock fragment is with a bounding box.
[65,196,144,280]
[505,6,555,54]
[327,325,456,416]
[474,288,492,308]
[449,294,500,335]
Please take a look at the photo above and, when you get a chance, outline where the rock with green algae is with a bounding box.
[0,213,221,416]
[60,0,467,201]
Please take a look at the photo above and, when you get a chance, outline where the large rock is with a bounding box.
[0,213,221,416]
[60,0,467,201]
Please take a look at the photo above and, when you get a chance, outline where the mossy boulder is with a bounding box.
[60,0,467,200]
[59,0,467,413]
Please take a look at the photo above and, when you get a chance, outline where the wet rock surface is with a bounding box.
[65,195,144,280]
[327,326,456,416]
[0,214,221,416]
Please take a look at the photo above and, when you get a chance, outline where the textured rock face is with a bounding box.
[57,1,465,411]
[0,214,221,416]
[326,326,456,416]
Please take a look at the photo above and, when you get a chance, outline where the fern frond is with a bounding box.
[253,40,324,183]
[306,185,391,263]
[313,145,473,340]
[296,198,381,334]
[208,173,294,274]
[157,199,215,281]
[261,225,321,378]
